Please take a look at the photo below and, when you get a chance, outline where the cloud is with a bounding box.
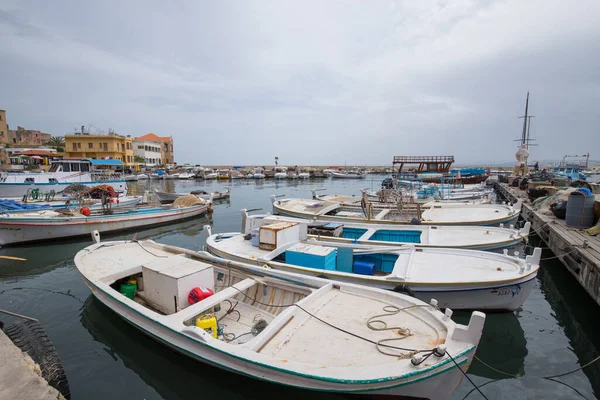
[0,0,599,165]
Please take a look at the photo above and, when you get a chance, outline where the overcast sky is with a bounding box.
[1,0,599,166]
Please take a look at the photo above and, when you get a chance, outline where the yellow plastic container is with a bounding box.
[195,314,217,338]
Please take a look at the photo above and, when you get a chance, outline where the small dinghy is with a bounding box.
[271,196,520,227]
[238,209,530,251]
[154,188,230,204]
[205,219,541,311]
[75,233,485,399]
[0,195,211,245]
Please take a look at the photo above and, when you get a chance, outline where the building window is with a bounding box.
[88,143,93,149]
[121,144,125,152]
[0,115,2,120]
[77,143,81,149]
[137,145,143,150]
[103,143,108,151]
[72,143,77,151]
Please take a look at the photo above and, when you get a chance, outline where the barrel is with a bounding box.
[565,192,595,228]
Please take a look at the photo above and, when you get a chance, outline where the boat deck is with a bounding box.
[259,287,447,368]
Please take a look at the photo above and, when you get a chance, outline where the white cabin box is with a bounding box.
[141,254,214,315]
[259,221,306,251]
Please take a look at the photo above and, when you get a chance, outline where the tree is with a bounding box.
[134,156,145,164]
[47,136,65,152]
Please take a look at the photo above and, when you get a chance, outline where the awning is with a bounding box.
[88,159,124,166]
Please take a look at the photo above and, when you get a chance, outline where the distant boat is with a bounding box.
[178,172,195,179]
[137,174,149,180]
[331,171,366,179]
[204,172,218,180]
[253,167,265,179]
[125,175,138,181]
[75,236,486,399]
[298,172,310,179]
[0,196,211,246]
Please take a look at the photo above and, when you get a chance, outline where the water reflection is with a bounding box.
[453,311,527,379]
[535,235,600,397]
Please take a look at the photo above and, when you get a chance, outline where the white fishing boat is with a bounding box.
[204,220,541,311]
[298,172,310,179]
[245,173,254,179]
[204,172,218,180]
[0,158,128,198]
[75,235,485,398]
[229,170,244,179]
[331,171,366,179]
[150,173,163,180]
[253,167,265,179]
[274,168,287,179]
[0,195,211,245]
[164,173,179,179]
[237,209,530,251]
[178,172,195,179]
[154,188,230,204]
[137,174,149,180]
[271,195,521,227]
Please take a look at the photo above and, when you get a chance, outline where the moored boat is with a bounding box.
[75,235,486,398]
[238,209,530,251]
[205,220,541,311]
[0,158,128,198]
[271,195,521,227]
[331,170,366,179]
[0,195,211,245]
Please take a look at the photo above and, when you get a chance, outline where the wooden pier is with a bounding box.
[495,183,600,305]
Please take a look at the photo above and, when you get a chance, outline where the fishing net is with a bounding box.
[80,184,118,199]
[531,187,577,216]
[172,195,207,208]
[61,183,89,194]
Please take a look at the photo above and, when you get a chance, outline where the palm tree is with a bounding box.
[48,136,64,147]
[47,136,65,152]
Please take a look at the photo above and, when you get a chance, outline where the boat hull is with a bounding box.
[0,205,209,245]
[81,275,475,399]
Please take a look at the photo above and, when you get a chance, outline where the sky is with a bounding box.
[1,0,599,166]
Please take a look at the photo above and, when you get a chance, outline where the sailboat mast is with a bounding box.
[521,92,529,147]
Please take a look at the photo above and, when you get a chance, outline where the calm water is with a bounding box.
[1,177,599,400]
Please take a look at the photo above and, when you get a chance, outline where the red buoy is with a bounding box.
[80,206,91,216]
[188,287,214,305]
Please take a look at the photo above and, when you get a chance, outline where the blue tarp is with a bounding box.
[0,200,51,212]
[88,159,124,166]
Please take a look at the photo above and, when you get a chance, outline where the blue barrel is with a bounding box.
[565,192,595,228]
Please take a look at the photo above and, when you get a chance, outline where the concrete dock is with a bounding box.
[0,329,65,400]
[496,183,600,305]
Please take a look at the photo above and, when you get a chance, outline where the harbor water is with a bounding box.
[1,177,599,399]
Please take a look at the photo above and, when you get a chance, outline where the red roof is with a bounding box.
[13,150,57,156]
[135,133,172,143]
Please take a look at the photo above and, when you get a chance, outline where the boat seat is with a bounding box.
[169,278,257,322]
[374,209,390,220]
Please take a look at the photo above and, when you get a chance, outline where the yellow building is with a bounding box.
[64,133,134,166]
